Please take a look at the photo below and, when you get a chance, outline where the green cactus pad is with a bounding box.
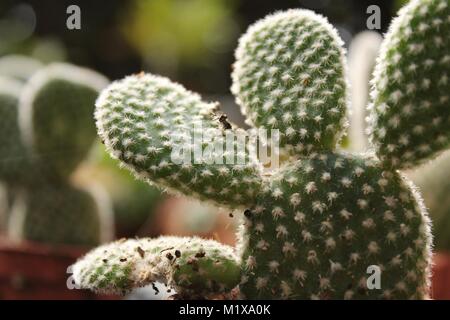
[95,73,264,208]
[231,9,348,156]
[240,152,431,299]
[9,184,102,246]
[369,0,450,169]
[72,236,241,296]
[19,63,108,181]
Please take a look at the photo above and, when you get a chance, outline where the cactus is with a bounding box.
[73,0,449,299]
[0,62,112,245]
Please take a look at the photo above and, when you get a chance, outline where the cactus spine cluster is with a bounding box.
[0,61,111,246]
[73,0,449,299]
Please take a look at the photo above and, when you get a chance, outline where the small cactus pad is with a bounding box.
[231,9,348,155]
[12,184,102,246]
[240,152,431,299]
[72,236,241,296]
[95,73,263,207]
[369,0,450,169]
[19,63,108,181]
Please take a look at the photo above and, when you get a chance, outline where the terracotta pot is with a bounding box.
[432,252,450,300]
[0,238,115,299]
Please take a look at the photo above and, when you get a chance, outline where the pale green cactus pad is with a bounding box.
[72,236,240,296]
[95,73,263,207]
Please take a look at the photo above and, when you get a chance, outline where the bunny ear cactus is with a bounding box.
[74,0,449,299]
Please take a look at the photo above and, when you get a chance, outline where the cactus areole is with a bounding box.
[73,0,450,299]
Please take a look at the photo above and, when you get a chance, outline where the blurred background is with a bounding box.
[0,0,408,92]
[1,0,449,300]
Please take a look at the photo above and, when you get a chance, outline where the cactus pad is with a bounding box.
[72,236,240,296]
[369,0,450,169]
[240,152,431,299]
[231,9,348,155]
[95,73,263,207]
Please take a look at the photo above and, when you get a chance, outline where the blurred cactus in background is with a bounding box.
[1,0,450,301]
[0,60,113,246]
